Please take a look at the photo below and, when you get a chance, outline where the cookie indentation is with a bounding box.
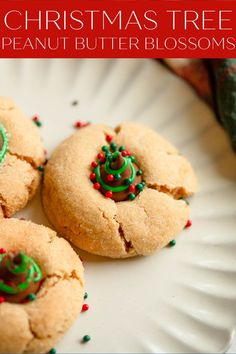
[90,141,144,202]
[0,250,42,304]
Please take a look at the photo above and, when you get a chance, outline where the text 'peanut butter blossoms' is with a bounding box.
[0,250,42,303]
[90,141,144,202]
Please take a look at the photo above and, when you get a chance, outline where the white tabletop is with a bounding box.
[227,338,236,353]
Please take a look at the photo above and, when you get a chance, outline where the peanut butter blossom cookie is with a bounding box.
[0,218,84,354]
[0,97,45,217]
[43,122,197,258]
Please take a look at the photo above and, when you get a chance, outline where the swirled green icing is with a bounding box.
[0,124,9,165]
[0,252,42,295]
[95,156,136,192]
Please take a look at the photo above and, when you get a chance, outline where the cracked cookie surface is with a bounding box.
[0,97,45,217]
[42,122,197,258]
[0,218,84,354]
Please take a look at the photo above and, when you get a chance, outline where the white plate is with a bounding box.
[0,59,236,354]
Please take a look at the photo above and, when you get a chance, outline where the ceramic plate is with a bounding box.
[0,59,236,353]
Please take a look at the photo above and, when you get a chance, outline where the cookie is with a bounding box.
[42,122,197,258]
[0,97,45,217]
[0,218,84,354]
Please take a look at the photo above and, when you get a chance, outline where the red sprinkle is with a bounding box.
[129,185,135,193]
[105,191,113,198]
[90,173,96,181]
[97,153,105,163]
[75,121,83,128]
[185,219,192,228]
[0,248,6,254]
[106,134,113,143]
[75,121,90,129]
[107,174,114,182]
[122,150,128,157]
[32,115,39,122]
[0,296,6,304]
[82,304,89,312]
[91,161,98,168]
[93,182,101,190]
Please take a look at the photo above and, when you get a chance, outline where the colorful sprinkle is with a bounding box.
[74,121,89,129]
[48,348,57,354]
[93,182,101,190]
[169,240,176,247]
[97,153,105,163]
[107,154,113,162]
[38,165,44,172]
[0,248,6,254]
[128,193,136,201]
[110,142,117,151]
[105,191,113,199]
[136,170,142,176]
[106,134,113,143]
[115,173,121,181]
[136,183,144,192]
[82,335,91,343]
[91,161,98,168]
[124,178,132,186]
[35,121,42,127]
[130,156,136,163]
[121,150,128,157]
[84,292,88,300]
[129,185,135,193]
[90,173,96,181]
[32,116,42,127]
[119,146,126,152]
[0,296,6,304]
[107,174,114,182]
[82,303,89,312]
[102,145,109,153]
[185,219,192,228]
[27,293,37,301]
[71,100,78,106]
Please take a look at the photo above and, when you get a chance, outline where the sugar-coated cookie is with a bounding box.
[0,97,45,217]
[0,218,84,354]
[43,122,197,258]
